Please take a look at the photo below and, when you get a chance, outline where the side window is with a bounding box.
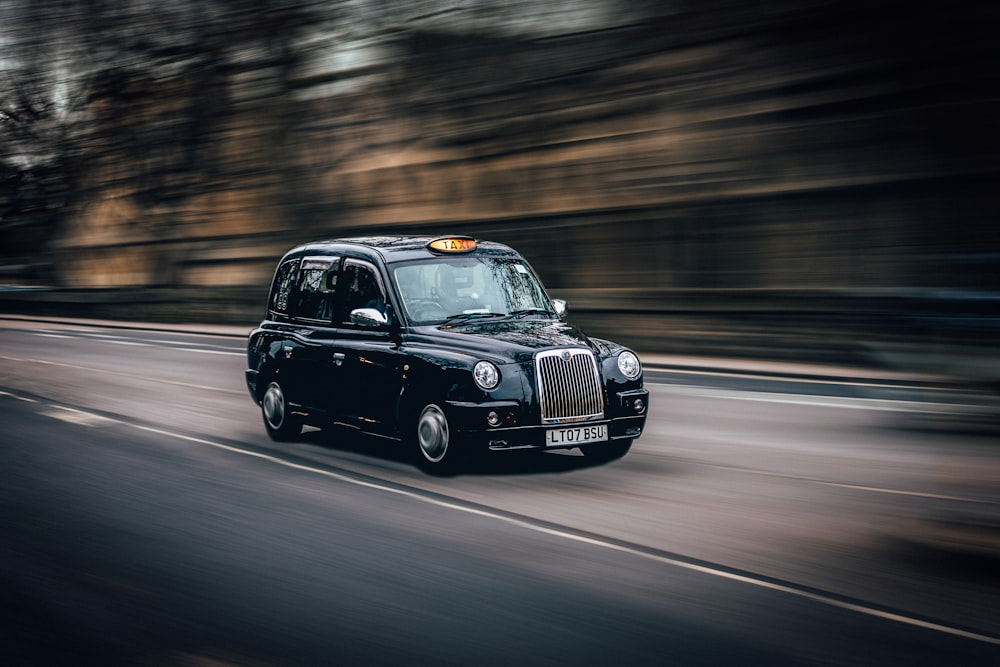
[339,260,387,325]
[290,257,339,322]
[269,258,300,319]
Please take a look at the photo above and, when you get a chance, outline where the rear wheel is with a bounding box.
[261,380,302,441]
[580,438,632,463]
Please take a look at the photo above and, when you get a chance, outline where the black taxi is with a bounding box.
[245,236,648,471]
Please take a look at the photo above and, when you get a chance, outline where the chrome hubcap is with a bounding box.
[263,382,285,430]
[417,405,449,463]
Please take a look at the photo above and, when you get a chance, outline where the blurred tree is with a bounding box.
[0,0,997,360]
[1,0,323,285]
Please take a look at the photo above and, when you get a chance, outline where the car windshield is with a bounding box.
[391,256,554,325]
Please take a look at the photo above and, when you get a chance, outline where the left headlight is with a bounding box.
[617,350,641,379]
[473,361,501,390]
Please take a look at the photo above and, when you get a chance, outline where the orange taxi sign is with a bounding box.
[428,237,477,253]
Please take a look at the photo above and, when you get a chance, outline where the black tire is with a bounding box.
[261,380,302,441]
[580,438,632,463]
[414,403,462,474]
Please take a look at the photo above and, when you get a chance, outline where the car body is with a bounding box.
[245,236,648,471]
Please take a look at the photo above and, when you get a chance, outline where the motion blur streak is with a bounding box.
[1,1,997,374]
[7,383,1000,648]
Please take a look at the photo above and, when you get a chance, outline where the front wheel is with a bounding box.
[580,439,632,463]
[261,380,302,441]
[414,404,462,474]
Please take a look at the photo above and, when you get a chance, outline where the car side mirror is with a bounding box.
[350,308,388,327]
[551,299,567,319]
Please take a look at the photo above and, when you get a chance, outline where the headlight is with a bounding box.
[473,361,501,390]
[617,350,641,379]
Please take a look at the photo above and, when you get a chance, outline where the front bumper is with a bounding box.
[447,388,649,452]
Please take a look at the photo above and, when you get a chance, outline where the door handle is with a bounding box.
[333,352,345,366]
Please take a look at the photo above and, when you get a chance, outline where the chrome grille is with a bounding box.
[536,349,604,423]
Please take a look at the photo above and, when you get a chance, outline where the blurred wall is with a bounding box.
[2,1,997,361]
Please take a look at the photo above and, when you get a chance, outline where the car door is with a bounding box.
[284,256,341,417]
[331,258,404,435]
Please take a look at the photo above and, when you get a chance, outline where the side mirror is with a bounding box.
[350,308,388,327]
[551,298,567,319]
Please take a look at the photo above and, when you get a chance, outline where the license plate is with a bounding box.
[545,424,607,446]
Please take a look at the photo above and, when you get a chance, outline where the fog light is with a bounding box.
[487,410,501,426]
[633,398,645,413]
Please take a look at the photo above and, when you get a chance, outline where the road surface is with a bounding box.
[1,316,997,665]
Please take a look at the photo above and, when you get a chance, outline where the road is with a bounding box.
[0,316,997,665]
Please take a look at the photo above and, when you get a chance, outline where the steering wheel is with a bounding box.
[407,299,448,321]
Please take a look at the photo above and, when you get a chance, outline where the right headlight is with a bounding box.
[617,350,641,379]
[473,360,501,390]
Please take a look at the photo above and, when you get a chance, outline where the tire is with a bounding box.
[580,438,632,463]
[414,403,461,474]
[261,380,302,441]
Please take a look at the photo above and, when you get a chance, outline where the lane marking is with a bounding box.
[9,390,991,648]
[150,338,244,352]
[178,348,244,357]
[122,422,1000,646]
[0,389,38,403]
[0,354,243,395]
[41,406,116,427]
[649,367,935,391]
[655,384,984,414]
[30,331,243,357]
[667,457,996,504]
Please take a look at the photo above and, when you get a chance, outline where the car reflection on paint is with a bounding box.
[245,236,648,473]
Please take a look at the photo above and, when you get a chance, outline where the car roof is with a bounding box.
[283,236,521,264]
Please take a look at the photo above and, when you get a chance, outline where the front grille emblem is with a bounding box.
[559,350,572,361]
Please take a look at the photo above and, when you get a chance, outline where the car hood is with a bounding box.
[407,318,599,364]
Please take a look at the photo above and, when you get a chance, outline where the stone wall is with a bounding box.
[5,2,997,360]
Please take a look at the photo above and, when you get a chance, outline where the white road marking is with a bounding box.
[15,393,993,648]
[0,354,242,395]
[651,367,933,391]
[656,384,976,414]
[124,424,1000,646]
[671,457,995,504]
[177,348,244,356]
[41,406,115,427]
[31,331,243,356]
[0,389,37,403]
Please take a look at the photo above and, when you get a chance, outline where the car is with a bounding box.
[245,235,648,472]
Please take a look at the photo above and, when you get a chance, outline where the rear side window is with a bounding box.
[269,259,300,318]
[290,257,340,322]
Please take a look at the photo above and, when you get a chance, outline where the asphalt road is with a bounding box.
[1,317,998,666]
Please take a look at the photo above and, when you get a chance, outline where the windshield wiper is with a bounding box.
[441,311,507,325]
[503,308,550,319]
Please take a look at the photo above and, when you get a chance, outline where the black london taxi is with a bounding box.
[245,236,648,472]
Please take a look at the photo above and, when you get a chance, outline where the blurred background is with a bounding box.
[1,0,998,368]
[2,5,1000,659]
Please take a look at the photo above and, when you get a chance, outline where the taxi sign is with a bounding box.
[428,236,476,253]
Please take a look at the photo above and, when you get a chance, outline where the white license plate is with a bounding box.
[545,424,607,446]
